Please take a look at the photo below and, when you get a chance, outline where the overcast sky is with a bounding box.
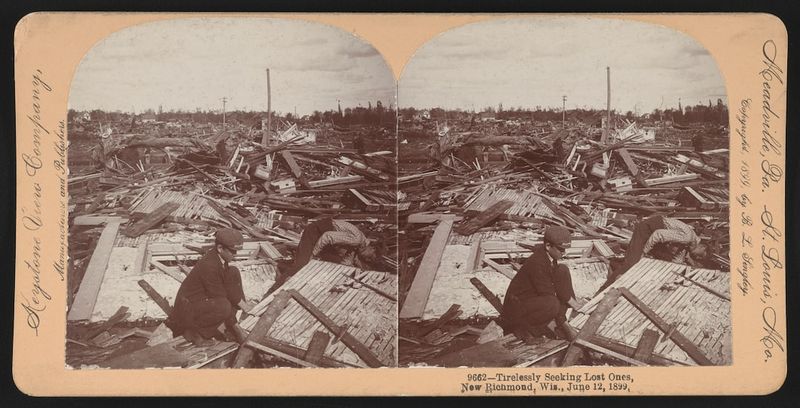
[399,17,727,113]
[69,18,396,116]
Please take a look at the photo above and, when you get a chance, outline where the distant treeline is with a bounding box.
[399,99,729,125]
[69,100,393,128]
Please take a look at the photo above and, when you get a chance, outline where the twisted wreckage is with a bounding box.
[66,119,398,369]
[65,112,731,370]
[397,119,730,368]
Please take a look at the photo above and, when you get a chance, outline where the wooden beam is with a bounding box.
[257,337,349,368]
[338,271,396,302]
[303,331,331,366]
[123,202,180,237]
[68,219,122,321]
[149,260,185,283]
[81,306,130,341]
[418,304,462,337]
[454,200,514,235]
[561,288,621,366]
[349,188,375,207]
[280,150,303,178]
[615,148,639,177]
[399,219,453,319]
[574,338,647,366]
[233,290,291,368]
[245,340,318,368]
[619,288,714,366]
[137,279,172,315]
[406,213,459,224]
[280,150,309,188]
[483,258,516,279]
[587,335,683,366]
[645,173,699,186]
[633,329,660,362]
[469,277,504,314]
[72,215,126,226]
[288,289,383,368]
[307,175,363,188]
[671,269,731,301]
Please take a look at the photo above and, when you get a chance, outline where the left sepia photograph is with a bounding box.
[65,18,399,369]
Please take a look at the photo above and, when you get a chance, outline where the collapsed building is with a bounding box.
[66,117,399,369]
[397,117,730,368]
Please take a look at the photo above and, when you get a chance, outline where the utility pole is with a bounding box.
[221,97,228,128]
[602,66,611,143]
[562,95,567,129]
[262,68,271,146]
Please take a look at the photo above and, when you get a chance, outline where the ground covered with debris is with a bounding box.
[67,116,398,369]
[397,116,730,368]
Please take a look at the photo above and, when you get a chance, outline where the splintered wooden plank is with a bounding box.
[399,219,453,319]
[469,277,504,314]
[483,258,516,279]
[73,215,126,226]
[307,175,363,188]
[562,288,622,366]
[233,290,292,368]
[245,340,318,368]
[150,260,185,283]
[280,150,303,179]
[619,288,714,366]
[68,219,122,321]
[644,173,699,186]
[137,280,173,315]
[259,242,282,259]
[288,289,384,368]
[123,202,180,237]
[454,200,514,235]
[633,329,660,362]
[574,338,647,366]
[616,148,640,177]
[430,334,568,367]
[349,188,375,207]
[103,338,237,369]
[303,331,331,366]
[81,306,130,341]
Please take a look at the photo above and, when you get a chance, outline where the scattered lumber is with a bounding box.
[288,289,384,368]
[618,288,713,366]
[68,219,122,321]
[454,200,513,235]
[469,277,504,314]
[399,218,453,319]
[137,280,172,315]
[233,290,291,368]
[562,288,621,366]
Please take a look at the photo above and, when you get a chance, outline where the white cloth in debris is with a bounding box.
[312,219,368,258]
[643,217,700,260]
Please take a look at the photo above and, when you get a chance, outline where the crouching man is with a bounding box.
[166,228,254,346]
[501,226,581,342]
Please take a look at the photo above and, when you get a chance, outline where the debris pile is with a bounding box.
[67,116,398,369]
[397,118,730,368]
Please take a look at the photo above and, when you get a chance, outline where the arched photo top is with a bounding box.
[399,16,726,116]
[69,17,396,116]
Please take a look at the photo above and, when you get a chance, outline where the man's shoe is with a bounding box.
[184,329,214,347]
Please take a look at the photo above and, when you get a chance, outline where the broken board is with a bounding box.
[430,335,568,367]
[400,218,454,319]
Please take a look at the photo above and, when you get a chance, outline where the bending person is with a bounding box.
[286,217,377,275]
[605,215,707,287]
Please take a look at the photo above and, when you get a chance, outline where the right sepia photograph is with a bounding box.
[397,17,731,368]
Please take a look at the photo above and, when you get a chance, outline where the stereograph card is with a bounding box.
[12,13,787,396]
